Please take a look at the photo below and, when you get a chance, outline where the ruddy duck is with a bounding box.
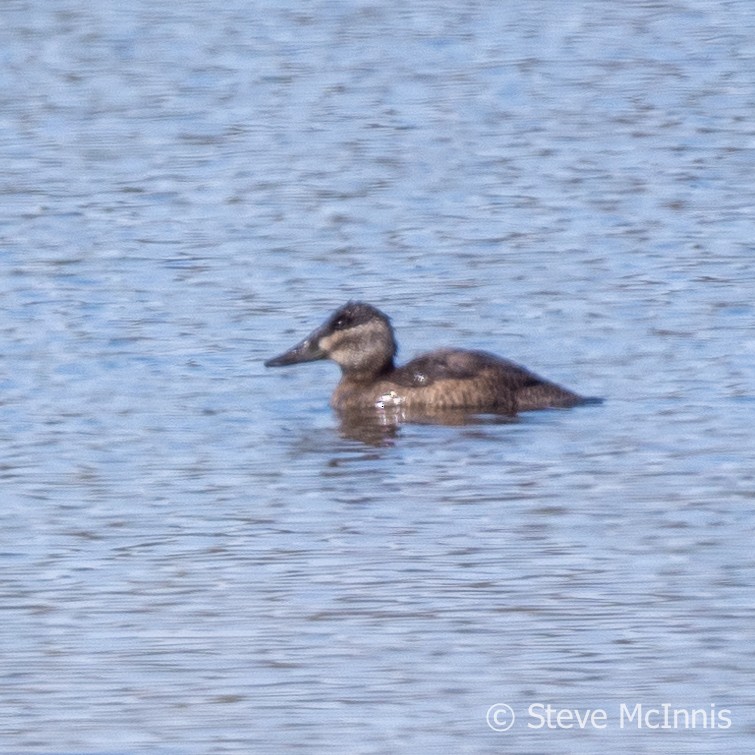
[265,301,597,415]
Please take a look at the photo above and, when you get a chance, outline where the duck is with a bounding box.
[264,301,597,415]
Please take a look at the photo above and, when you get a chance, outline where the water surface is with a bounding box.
[1,1,754,753]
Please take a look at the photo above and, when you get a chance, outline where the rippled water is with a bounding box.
[2,1,754,753]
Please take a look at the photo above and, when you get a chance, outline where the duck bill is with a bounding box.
[264,331,326,367]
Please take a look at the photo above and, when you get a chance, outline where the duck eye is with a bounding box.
[333,315,351,330]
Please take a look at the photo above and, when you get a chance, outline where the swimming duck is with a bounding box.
[265,301,595,415]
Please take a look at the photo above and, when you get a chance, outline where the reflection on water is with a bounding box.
[1,0,754,753]
[336,406,519,445]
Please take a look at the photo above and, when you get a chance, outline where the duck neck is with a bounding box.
[341,357,394,384]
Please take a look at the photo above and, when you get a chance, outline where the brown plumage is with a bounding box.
[265,301,597,415]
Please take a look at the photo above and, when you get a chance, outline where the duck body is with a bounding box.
[265,302,594,416]
[331,348,584,414]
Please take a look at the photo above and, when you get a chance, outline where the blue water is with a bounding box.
[1,1,754,753]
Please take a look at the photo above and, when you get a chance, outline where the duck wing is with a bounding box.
[391,349,541,389]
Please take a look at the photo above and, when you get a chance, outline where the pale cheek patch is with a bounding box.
[319,333,336,352]
[321,323,380,368]
[320,324,371,353]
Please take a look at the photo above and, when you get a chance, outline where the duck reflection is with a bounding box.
[335,405,518,446]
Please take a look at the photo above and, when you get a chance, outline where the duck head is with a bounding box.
[265,301,397,378]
